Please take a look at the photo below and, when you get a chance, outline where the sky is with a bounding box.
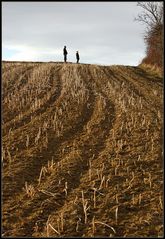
[2,1,147,66]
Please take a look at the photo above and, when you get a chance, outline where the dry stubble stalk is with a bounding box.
[82,190,89,224]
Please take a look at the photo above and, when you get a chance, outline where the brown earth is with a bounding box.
[2,61,163,237]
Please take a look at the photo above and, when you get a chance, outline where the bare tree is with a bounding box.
[135,2,163,29]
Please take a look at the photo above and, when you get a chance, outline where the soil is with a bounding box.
[2,62,163,237]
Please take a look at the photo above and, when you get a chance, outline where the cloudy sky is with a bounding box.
[2,2,147,66]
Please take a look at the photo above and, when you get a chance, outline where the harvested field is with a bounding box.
[2,61,163,237]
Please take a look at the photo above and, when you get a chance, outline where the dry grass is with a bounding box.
[139,63,163,77]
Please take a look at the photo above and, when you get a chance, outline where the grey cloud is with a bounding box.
[2,2,146,65]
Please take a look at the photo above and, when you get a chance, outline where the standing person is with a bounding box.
[76,51,80,63]
[63,46,68,63]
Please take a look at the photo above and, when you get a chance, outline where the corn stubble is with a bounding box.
[2,61,163,237]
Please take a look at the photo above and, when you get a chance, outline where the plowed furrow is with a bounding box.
[3,65,39,124]
[3,68,62,135]
[2,65,35,99]
[2,65,95,202]
[2,65,116,237]
[112,66,162,114]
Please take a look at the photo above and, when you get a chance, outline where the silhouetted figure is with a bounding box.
[63,46,68,63]
[76,51,80,63]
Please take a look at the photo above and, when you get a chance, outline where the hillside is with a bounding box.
[2,62,163,237]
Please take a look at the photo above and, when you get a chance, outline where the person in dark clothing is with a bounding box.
[63,46,68,63]
[76,51,80,63]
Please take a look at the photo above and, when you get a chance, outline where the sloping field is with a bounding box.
[2,62,163,237]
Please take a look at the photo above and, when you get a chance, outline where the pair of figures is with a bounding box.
[63,46,80,63]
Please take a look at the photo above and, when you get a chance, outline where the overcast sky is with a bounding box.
[2,1,147,66]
